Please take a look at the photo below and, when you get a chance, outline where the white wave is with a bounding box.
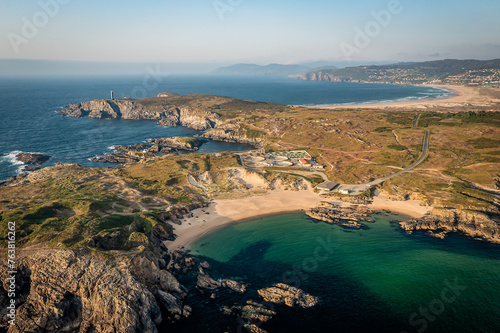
[308,89,455,107]
[108,145,116,150]
[1,150,25,166]
[15,165,27,174]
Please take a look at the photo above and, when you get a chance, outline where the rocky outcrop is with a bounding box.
[58,96,271,148]
[306,204,374,228]
[196,266,246,293]
[257,283,318,308]
[59,99,219,131]
[15,153,50,166]
[91,151,145,164]
[202,128,262,147]
[0,249,190,333]
[20,165,40,172]
[114,143,152,153]
[147,137,205,152]
[91,136,207,164]
[155,203,207,226]
[223,300,276,325]
[399,208,500,244]
[0,174,30,187]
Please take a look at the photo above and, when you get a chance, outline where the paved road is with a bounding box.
[336,114,430,195]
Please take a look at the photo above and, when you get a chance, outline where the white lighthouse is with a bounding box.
[110,90,115,100]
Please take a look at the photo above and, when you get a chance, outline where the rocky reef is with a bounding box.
[399,208,500,244]
[306,203,374,228]
[90,136,207,164]
[196,265,247,293]
[15,153,50,166]
[219,283,318,333]
[14,153,50,172]
[257,283,318,308]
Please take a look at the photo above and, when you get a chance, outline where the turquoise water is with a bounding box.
[181,212,500,333]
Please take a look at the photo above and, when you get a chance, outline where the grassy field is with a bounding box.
[1,91,499,251]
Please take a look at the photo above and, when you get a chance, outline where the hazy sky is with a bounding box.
[1,0,499,65]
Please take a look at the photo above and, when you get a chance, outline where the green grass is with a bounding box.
[466,138,500,149]
[419,111,500,127]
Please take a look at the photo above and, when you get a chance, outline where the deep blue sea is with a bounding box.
[0,75,449,180]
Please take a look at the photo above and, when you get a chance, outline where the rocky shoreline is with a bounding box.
[399,208,500,244]
[91,136,207,164]
[305,203,374,229]
[13,153,51,173]
[58,94,264,148]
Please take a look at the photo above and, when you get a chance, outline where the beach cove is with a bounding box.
[166,188,431,251]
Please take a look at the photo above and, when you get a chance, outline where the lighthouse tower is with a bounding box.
[110,90,115,100]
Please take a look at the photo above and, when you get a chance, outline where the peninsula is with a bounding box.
[1,88,499,332]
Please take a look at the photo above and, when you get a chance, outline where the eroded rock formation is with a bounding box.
[399,208,500,243]
[0,249,190,333]
[15,153,50,166]
[306,204,374,228]
[257,283,318,308]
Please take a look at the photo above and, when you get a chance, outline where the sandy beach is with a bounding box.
[165,189,430,251]
[312,84,483,109]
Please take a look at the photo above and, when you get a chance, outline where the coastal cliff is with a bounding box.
[0,249,190,333]
[59,94,268,146]
[60,98,218,131]
[400,208,500,243]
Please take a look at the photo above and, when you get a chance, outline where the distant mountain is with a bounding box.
[298,59,500,85]
[213,63,313,76]
[297,60,340,69]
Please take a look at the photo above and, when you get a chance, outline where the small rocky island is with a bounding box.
[16,153,50,165]
[306,203,374,228]
[15,153,51,172]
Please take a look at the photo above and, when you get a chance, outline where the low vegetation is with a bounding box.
[1,91,499,251]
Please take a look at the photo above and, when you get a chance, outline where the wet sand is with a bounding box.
[311,84,482,109]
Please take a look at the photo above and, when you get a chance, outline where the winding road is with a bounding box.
[336,113,431,195]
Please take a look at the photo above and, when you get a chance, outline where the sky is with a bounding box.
[0,0,499,73]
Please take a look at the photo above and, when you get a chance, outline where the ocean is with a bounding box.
[174,212,500,333]
[0,75,450,180]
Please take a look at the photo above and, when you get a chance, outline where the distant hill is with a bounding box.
[213,63,313,76]
[299,59,500,85]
